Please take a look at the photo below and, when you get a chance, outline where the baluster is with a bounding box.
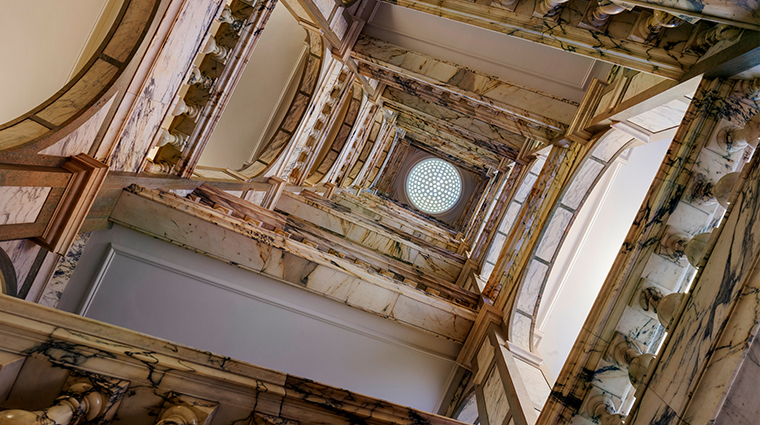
[172,99,202,120]
[491,0,518,10]
[640,286,685,329]
[158,129,188,151]
[661,231,711,267]
[718,112,760,152]
[689,24,742,54]
[145,159,174,174]
[187,67,215,90]
[0,381,106,425]
[533,0,568,17]
[587,395,625,425]
[582,0,626,28]
[156,405,199,425]
[691,171,740,208]
[610,342,655,387]
[629,10,683,43]
[203,37,230,62]
[218,6,244,32]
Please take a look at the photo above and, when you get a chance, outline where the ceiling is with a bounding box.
[362,3,612,103]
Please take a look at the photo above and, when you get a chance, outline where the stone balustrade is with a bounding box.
[0,296,467,424]
[148,0,279,177]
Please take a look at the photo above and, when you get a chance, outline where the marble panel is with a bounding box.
[516,260,549,314]
[38,232,91,308]
[616,306,665,349]
[102,0,154,62]
[40,95,116,157]
[109,96,167,171]
[482,262,495,280]
[514,357,550,408]
[412,253,459,281]
[0,239,40,290]
[591,130,635,163]
[391,295,472,341]
[628,99,688,133]
[588,358,631,399]
[535,208,574,262]
[0,186,51,225]
[483,364,509,425]
[640,252,693,291]
[562,160,604,210]
[511,311,533,350]
[37,60,119,126]
[666,200,711,236]
[277,195,344,235]
[109,0,223,171]
[345,281,399,316]
[303,264,362,301]
[498,202,522,234]
[514,173,538,203]
[621,72,668,104]
[281,93,310,133]
[0,120,49,151]
[692,145,740,182]
[486,233,507,265]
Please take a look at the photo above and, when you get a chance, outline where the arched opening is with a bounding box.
[535,137,671,379]
[0,0,124,124]
[196,3,309,170]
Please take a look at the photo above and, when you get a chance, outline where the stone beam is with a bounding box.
[353,36,576,136]
[373,0,699,79]
[358,61,560,144]
[382,87,523,158]
[110,186,477,341]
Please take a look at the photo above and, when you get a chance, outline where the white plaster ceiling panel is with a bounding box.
[362,3,612,102]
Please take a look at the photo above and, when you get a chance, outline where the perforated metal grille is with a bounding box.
[406,158,462,214]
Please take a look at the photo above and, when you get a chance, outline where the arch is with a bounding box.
[0,247,18,297]
[0,0,160,153]
[240,29,324,178]
[507,129,637,352]
[305,84,363,185]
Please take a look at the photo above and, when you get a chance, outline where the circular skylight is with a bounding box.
[406,158,462,214]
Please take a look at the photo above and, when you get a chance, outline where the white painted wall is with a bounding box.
[58,224,460,412]
[198,4,307,169]
[536,137,671,379]
[0,1,113,124]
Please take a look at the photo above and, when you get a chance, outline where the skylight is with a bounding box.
[406,158,462,214]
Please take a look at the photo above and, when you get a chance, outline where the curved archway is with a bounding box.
[240,29,324,178]
[0,247,18,297]
[0,0,160,154]
[305,84,363,185]
[507,129,637,352]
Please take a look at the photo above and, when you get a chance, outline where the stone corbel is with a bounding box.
[261,176,288,210]
[34,154,108,255]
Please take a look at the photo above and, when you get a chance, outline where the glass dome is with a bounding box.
[406,158,462,214]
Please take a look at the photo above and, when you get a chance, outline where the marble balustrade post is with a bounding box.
[628,10,683,43]
[587,0,626,27]
[155,405,200,425]
[533,0,569,17]
[0,381,106,425]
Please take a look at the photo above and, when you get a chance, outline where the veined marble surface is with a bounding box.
[0,186,50,225]
[353,35,578,126]
[38,232,91,308]
[0,296,470,425]
[109,0,224,172]
[39,95,116,157]
[110,187,477,341]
